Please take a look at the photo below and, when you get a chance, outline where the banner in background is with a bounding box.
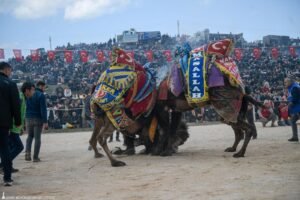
[64,50,73,63]
[13,49,22,61]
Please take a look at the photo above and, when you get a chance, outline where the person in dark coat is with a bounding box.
[0,62,21,186]
[284,77,300,142]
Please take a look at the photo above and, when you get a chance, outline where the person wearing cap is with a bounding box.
[0,62,21,186]
[284,77,300,142]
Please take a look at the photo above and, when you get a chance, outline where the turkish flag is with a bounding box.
[145,50,153,62]
[96,50,105,62]
[13,49,22,61]
[271,48,279,59]
[234,48,243,61]
[30,50,39,61]
[289,46,297,57]
[48,51,55,60]
[253,48,261,59]
[0,49,4,59]
[114,48,135,66]
[207,39,233,57]
[80,50,88,63]
[64,50,73,63]
[126,51,134,60]
[163,50,172,62]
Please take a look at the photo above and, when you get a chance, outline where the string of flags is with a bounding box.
[0,46,298,63]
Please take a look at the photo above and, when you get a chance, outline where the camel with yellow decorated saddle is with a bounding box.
[88,48,189,167]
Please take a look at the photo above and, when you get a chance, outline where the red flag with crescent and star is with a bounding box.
[30,49,39,61]
[207,39,233,57]
[253,48,261,59]
[234,48,243,61]
[114,48,135,66]
[163,50,172,62]
[271,48,279,59]
[64,50,73,63]
[80,50,88,63]
[289,46,297,57]
[48,51,55,61]
[145,50,153,62]
[96,50,105,62]
[0,49,4,59]
[13,49,22,61]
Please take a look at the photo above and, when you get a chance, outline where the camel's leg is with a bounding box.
[160,111,182,156]
[225,125,243,152]
[233,122,254,158]
[97,116,126,167]
[151,104,170,155]
[89,117,104,158]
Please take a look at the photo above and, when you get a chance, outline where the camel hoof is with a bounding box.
[111,160,126,167]
[233,152,245,158]
[224,147,236,152]
[94,153,104,158]
[88,145,92,151]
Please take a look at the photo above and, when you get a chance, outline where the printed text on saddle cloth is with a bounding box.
[189,56,205,99]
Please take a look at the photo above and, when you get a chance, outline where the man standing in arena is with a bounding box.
[8,82,35,172]
[284,77,300,142]
[0,62,21,186]
[25,81,48,162]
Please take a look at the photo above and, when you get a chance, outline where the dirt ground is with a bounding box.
[1,123,300,200]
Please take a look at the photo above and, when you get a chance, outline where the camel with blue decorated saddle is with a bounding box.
[156,39,255,157]
[89,47,189,167]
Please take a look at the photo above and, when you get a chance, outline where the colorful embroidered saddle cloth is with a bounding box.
[175,39,244,105]
[91,48,156,130]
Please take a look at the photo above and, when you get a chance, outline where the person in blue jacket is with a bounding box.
[284,77,300,142]
[25,81,48,162]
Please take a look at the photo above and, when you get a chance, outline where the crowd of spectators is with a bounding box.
[6,35,300,129]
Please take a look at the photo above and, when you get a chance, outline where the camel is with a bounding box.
[155,39,255,157]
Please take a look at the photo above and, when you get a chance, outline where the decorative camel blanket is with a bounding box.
[91,48,156,130]
[175,39,244,106]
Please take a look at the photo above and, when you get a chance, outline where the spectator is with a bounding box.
[61,111,71,128]
[0,62,21,186]
[70,111,80,128]
[25,81,48,162]
[257,100,277,127]
[284,77,300,142]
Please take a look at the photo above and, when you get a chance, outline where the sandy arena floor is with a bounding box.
[1,123,300,200]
